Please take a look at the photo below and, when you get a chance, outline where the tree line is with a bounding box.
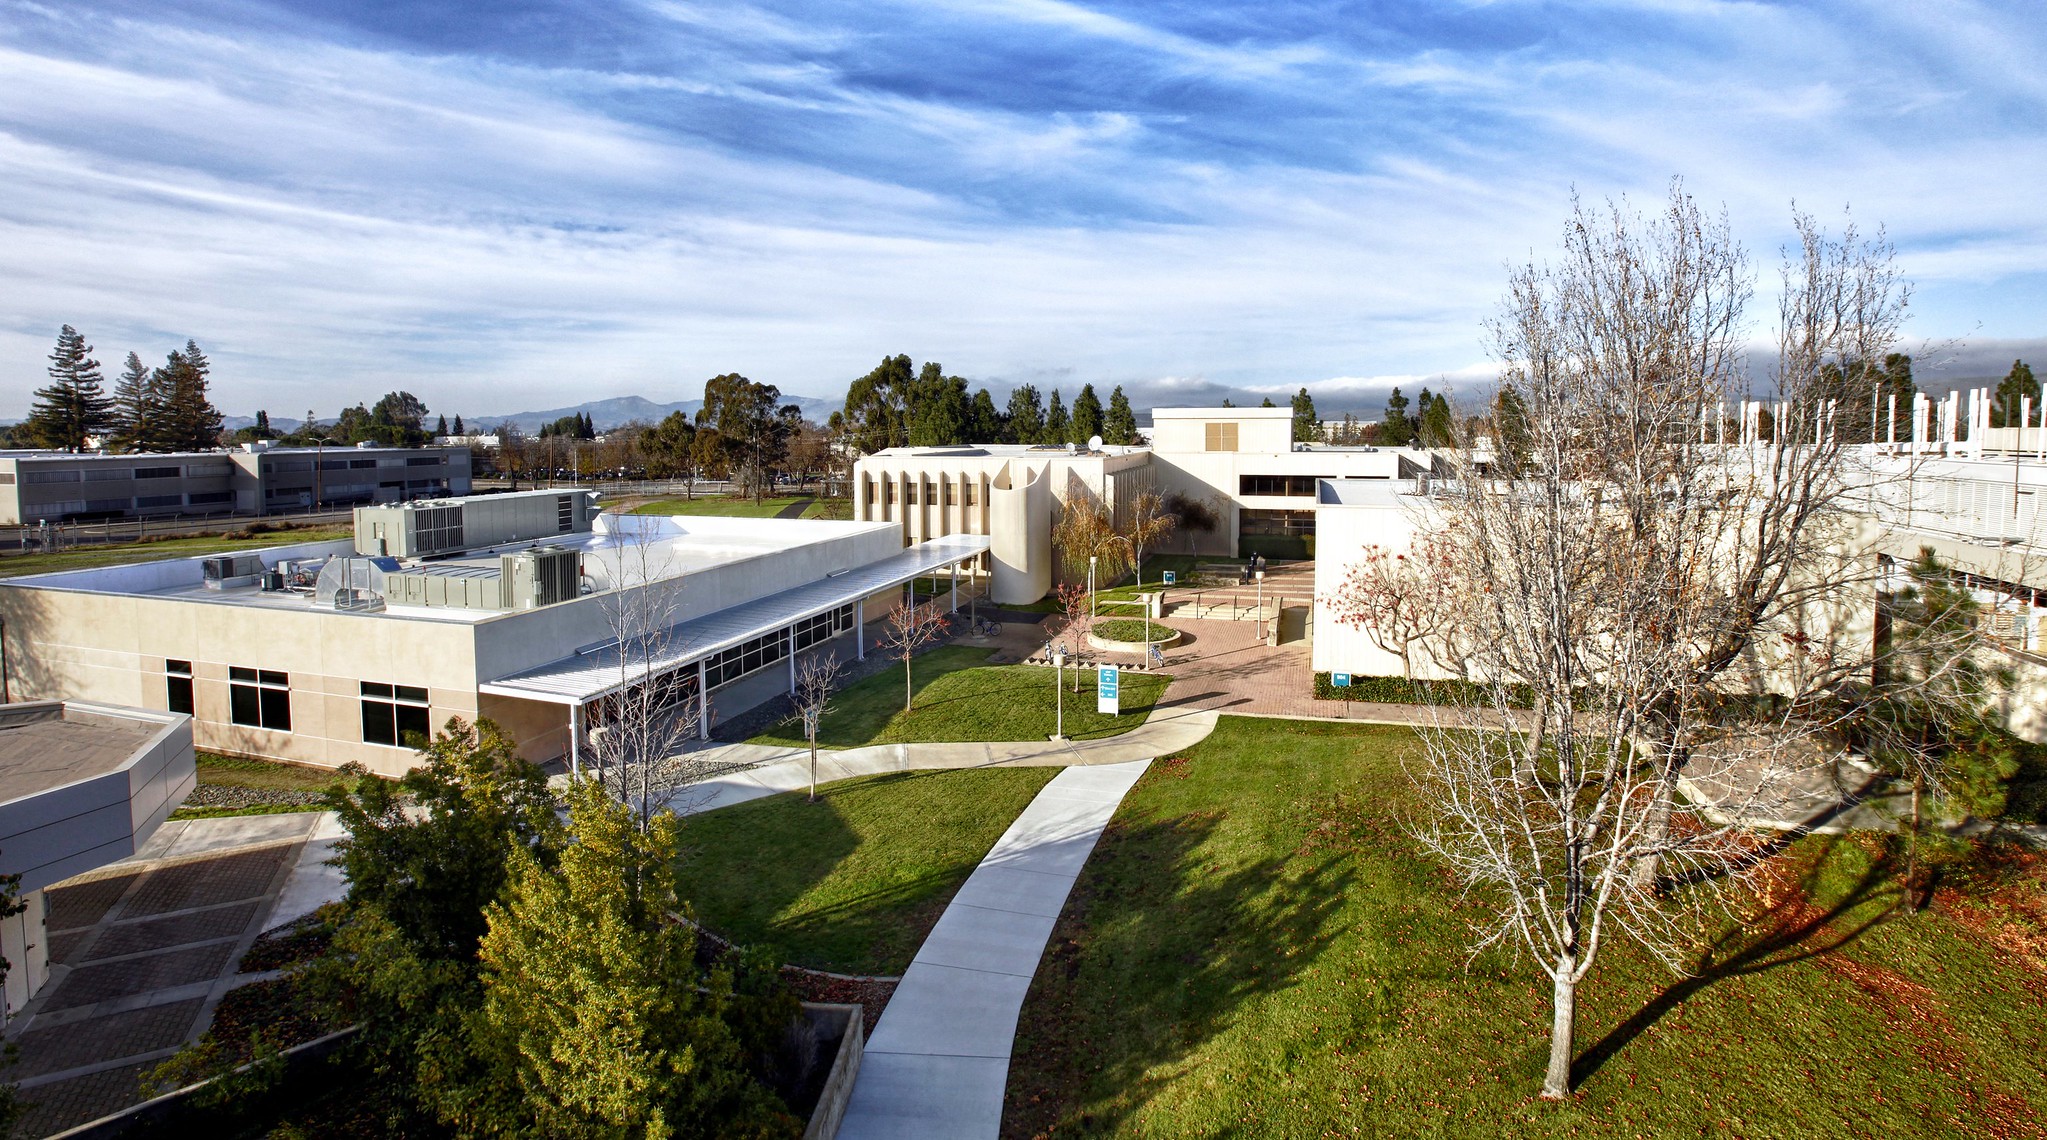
[24,325,224,452]
[831,355,1141,450]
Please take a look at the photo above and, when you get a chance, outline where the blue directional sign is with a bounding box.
[1162,570,1177,586]
[1332,672,1352,688]
[1097,665,1120,715]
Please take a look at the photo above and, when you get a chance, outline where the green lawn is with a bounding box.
[629,495,824,518]
[1092,619,1175,644]
[1004,716,2047,1139]
[0,526,349,578]
[747,646,1169,749]
[677,767,1060,974]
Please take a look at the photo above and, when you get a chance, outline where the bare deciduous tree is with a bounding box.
[1121,490,1177,586]
[1053,582,1092,692]
[582,523,709,831]
[1325,536,1463,680]
[792,652,845,803]
[878,587,950,713]
[1408,183,1975,1100]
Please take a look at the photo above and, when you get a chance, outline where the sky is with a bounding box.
[1,0,2044,422]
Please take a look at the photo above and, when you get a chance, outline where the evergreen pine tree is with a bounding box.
[1103,386,1138,445]
[907,362,968,446]
[1071,383,1103,444]
[1043,389,1069,444]
[1380,387,1413,446]
[452,414,465,436]
[1419,389,1455,445]
[1004,384,1044,444]
[436,413,449,437]
[1290,387,1318,442]
[109,351,155,452]
[153,347,224,451]
[966,388,1004,443]
[26,325,114,452]
[1260,396,1276,408]
[1991,360,2039,429]
[254,410,272,437]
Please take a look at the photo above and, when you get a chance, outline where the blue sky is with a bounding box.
[1,0,2043,420]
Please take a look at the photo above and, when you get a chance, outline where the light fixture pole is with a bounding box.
[1050,645,1066,741]
[1088,555,1098,621]
[1256,568,1266,635]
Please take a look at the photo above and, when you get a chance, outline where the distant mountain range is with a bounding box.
[454,394,840,435]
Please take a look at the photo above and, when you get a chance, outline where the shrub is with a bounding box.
[1312,671,1535,708]
[1091,619,1174,644]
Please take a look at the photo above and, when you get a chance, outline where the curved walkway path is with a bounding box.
[671,704,1218,815]
[836,758,1153,1140]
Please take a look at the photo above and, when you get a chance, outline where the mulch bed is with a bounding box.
[782,969,898,1038]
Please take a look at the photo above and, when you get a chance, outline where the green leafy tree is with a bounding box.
[1004,384,1044,444]
[311,719,563,1126]
[641,411,698,478]
[1070,383,1103,445]
[1102,385,1138,445]
[1379,387,1413,447]
[1290,387,1318,442]
[453,780,799,1139]
[108,352,155,451]
[26,325,113,452]
[1043,389,1069,445]
[907,362,968,446]
[1991,359,2039,429]
[841,355,913,453]
[363,392,431,446]
[1259,396,1275,408]
[700,374,794,501]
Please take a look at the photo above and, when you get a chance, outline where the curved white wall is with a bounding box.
[989,462,1051,605]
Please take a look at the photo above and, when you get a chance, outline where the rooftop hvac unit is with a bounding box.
[501,547,581,610]
[201,553,265,590]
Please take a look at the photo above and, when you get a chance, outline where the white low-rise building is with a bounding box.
[0,490,985,773]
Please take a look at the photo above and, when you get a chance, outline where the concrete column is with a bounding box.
[856,602,865,661]
[854,471,869,520]
[569,701,581,776]
[697,659,709,741]
[788,626,797,693]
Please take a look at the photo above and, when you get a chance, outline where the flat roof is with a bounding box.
[0,513,899,624]
[1149,406,1293,419]
[482,533,992,705]
[860,444,1149,459]
[0,703,168,805]
[1317,478,1406,507]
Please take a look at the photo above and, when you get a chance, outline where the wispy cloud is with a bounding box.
[0,0,2040,421]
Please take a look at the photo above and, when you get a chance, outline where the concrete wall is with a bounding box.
[1309,500,1435,677]
[1149,407,1294,454]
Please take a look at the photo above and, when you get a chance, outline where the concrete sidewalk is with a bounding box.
[671,705,1215,814]
[835,759,1152,1140]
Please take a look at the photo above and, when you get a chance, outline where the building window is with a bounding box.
[23,470,80,484]
[406,456,443,466]
[134,466,181,480]
[136,494,182,508]
[187,491,234,505]
[794,605,856,651]
[1204,423,1239,452]
[228,667,292,731]
[1238,475,1327,497]
[166,660,193,715]
[360,682,430,747]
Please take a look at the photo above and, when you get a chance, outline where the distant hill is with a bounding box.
[455,394,839,435]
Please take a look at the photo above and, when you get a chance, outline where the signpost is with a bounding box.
[1097,665,1120,716]
[1332,672,1352,688]
[1162,570,1177,586]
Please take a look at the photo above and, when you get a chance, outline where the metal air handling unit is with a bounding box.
[382,547,584,612]
[354,489,599,558]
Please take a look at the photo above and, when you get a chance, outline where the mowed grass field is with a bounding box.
[1003,716,2047,1139]
[747,646,1169,749]
[628,494,825,518]
[677,767,1060,974]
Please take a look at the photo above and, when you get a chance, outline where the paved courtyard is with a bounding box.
[6,812,344,1138]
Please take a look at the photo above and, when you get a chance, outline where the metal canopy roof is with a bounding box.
[478,534,991,706]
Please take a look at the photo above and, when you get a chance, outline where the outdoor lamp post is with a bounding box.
[1256,568,1266,636]
[1089,555,1098,621]
[1049,644,1067,741]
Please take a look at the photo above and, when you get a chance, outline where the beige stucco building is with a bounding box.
[0,491,985,774]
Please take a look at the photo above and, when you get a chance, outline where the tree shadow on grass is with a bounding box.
[1572,832,1901,1088]
[1002,809,1358,1139]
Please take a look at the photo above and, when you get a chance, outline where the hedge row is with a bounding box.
[1312,672,1536,709]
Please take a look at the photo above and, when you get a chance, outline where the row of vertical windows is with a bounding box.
[176,662,435,748]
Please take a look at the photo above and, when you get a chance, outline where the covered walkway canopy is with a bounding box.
[479,533,991,712]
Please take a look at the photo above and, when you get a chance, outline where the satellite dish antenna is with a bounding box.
[1088,434,1104,452]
